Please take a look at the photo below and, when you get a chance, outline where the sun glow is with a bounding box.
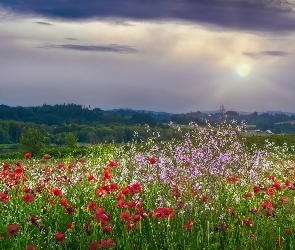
[236,65,251,77]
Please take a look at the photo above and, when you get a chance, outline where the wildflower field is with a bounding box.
[1,123,295,249]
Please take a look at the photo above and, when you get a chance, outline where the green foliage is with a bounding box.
[18,126,45,156]
[65,133,78,149]
[0,151,22,160]
[243,134,295,152]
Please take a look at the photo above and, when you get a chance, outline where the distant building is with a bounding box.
[264,130,273,134]
[254,130,262,133]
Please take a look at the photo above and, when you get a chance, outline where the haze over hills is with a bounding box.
[103,108,295,116]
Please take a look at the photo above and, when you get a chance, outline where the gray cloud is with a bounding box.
[242,50,290,58]
[1,0,295,32]
[66,38,78,41]
[36,43,141,53]
[34,21,52,25]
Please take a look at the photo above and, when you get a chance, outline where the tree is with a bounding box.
[19,127,45,156]
[0,127,10,143]
[65,133,78,149]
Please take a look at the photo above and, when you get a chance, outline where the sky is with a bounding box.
[0,0,295,113]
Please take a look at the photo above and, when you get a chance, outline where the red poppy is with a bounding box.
[267,175,275,181]
[266,187,275,196]
[54,232,65,242]
[78,158,85,163]
[153,207,174,218]
[87,201,96,211]
[67,222,74,229]
[102,169,111,182]
[132,214,141,223]
[5,180,15,188]
[15,167,24,175]
[130,183,141,194]
[286,228,291,234]
[45,168,52,174]
[121,186,131,195]
[126,221,136,231]
[0,192,9,203]
[64,206,75,215]
[52,188,62,197]
[89,241,99,250]
[102,225,112,234]
[89,239,116,249]
[253,185,261,193]
[60,199,69,207]
[57,164,65,171]
[249,208,259,215]
[226,176,239,183]
[24,153,32,159]
[23,186,31,193]
[244,192,253,198]
[88,175,96,182]
[26,245,37,250]
[116,200,125,208]
[126,201,136,208]
[182,219,193,230]
[279,196,288,203]
[119,211,131,221]
[95,189,106,197]
[3,163,10,170]
[243,218,253,227]
[108,161,118,167]
[29,216,38,227]
[100,185,111,192]
[261,199,274,211]
[22,194,34,202]
[285,180,291,187]
[93,208,105,219]
[110,183,118,191]
[68,163,75,171]
[7,224,19,237]
[272,182,281,190]
[171,186,180,198]
[43,154,51,159]
[149,157,156,164]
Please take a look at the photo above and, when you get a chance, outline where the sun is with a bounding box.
[236,65,250,77]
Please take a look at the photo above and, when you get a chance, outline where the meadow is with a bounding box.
[1,122,295,249]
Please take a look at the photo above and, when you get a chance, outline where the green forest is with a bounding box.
[1,104,295,159]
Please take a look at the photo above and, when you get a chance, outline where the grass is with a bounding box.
[1,123,295,249]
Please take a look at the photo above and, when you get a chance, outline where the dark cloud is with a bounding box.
[36,43,141,53]
[1,0,295,32]
[34,21,52,25]
[261,51,290,56]
[66,38,78,40]
[243,50,290,58]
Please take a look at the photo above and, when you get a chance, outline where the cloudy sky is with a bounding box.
[0,0,295,113]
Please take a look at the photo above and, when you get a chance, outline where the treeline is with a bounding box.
[0,104,156,126]
[1,104,295,138]
[0,120,185,145]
